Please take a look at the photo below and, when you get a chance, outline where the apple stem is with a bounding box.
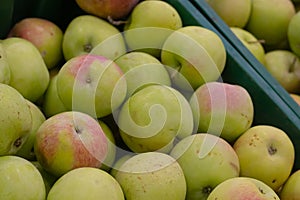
[107,16,128,26]
[247,39,265,44]
[289,57,297,73]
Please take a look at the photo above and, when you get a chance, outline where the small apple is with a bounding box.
[207,177,280,200]
[233,125,295,191]
[115,152,186,200]
[279,170,300,199]
[7,17,63,69]
[0,42,10,84]
[264,50,300,93]
[0,156,46,200]
[288,10,300,57]
[62,15,126,61]
[169,133,240,200]
[47,167,124,200]
[34,111,108,177]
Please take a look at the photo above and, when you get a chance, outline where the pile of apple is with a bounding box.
[206,0,300,105]
[0,0,299,199]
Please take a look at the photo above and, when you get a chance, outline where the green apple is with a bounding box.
[0,83,32,155]
[230,27,266,65]
[34,111,109,177]
[123,0,182,57]
[62,15,126,61]
[1,37,50,102]
[206,0,251,28]
[264,50,300,93]
[288,10,300,57]
[279,170,300,199]
[117,84,194,153]
[245,0,296,50]
[56,54,127,118]
[189,82,254,143]
[170,133,240,200]
[233,125,295,191]
[207,177,280,200]
[114,51,171,97]
[47,167,124,200]
[115,152,186,200]
[0,42,10,84]
[0,156,46,199]
[161,26,226,91]
[8,17,63,69]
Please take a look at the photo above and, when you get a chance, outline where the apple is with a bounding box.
[110,154,133,178]
[264,50,300,94]
[75,0,139,20]
[245,0,296,50]
[117,84,194,153]
[207,177,280,200]
[56,54,127,118]
[169,133,240,199]
[114,51,171,97]
[0,42,10,84]
[161,26,226,92]
[0,156,46,199]
[62,15,126,61]
[230,27,266,65]
[290,93,300,105]
[7,17,63,69]
[233,125,295,191]
[189,82,254,143]
[1,37,50,102]
[34,111,109,177]
[288,10,300,57]
[47,167,124,200]
[115,152,186,200]
[206,0,251,28]
[279,170,300,199]
[123,0,182,57]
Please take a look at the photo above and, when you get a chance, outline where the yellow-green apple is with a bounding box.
[110,154,132,178]
[114,51,171,97]
[117,84,194,153]
[288,10,300,57]
[207,177,280,200]
[16,100,46,161]
[115,152,186,200]
[161,26,226,92]
[1,37,50,102]
[233,125,295,191]
[123,0,182,57]
[170,133,240,200]
[0,83,32,155]
[245,0,296,50]
[189,82,254,143]
[47,167,124,200]
[34,111,109,177]
[75,0,139,20]
[264,50,300,93]
[290,93,300,105]
[230,27,266,65]
[56,54,127,118]
[62,15,126,61]
[7,17,63,69]
[279,170,300,199]
[0,156,46,200]
[0,42,10,84]
[206,0,251,28]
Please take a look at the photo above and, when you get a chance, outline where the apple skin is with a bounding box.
[0,43,10,84]
[288,10,300,57]
[75,0,139,20]
[0,156,46,200]
[62,15,126,61]
[161,26,226,92]
[245,0,296,50]
[264,50,300,93]
[1,37,50,102]
[279,170,300,199]
[47,167,124,200]
[34,111,109,177]
[7,17,63,69]
[207,177,280,200]
[233,125,295,191]
[206,0,251,28]
[170,133,240,200]
[115,152,186,200]
[189,82,254,143]
[56,54,127,118]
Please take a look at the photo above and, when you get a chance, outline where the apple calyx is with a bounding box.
[107,16,128,26]
[268,144,277,155]
[202,186,213,196]
[13,137,23,148]
[83,43,93,53]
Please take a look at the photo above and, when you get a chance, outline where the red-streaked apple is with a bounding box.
[279,170,300,199]
[288,10,300,57]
